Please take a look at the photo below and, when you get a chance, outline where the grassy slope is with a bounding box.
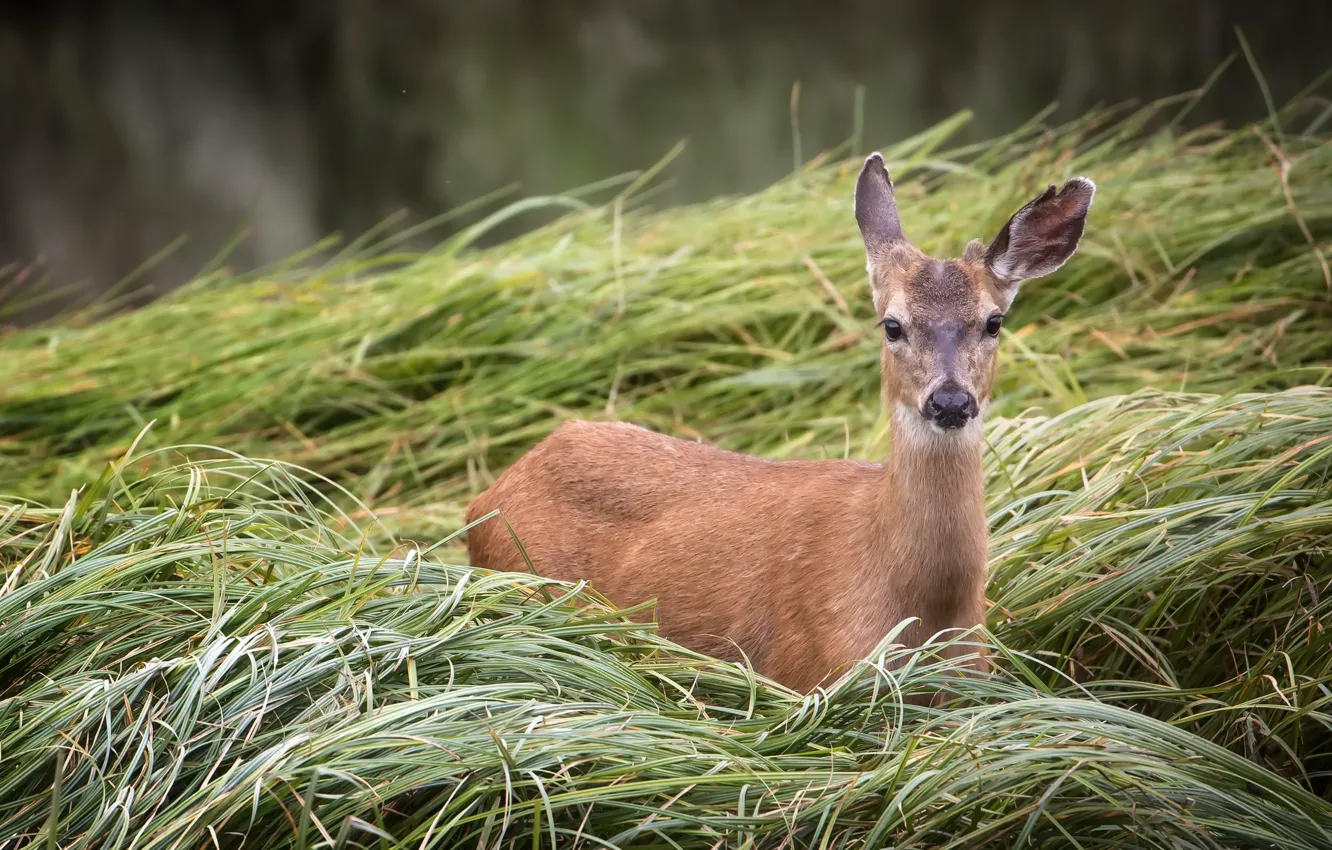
[2,96,1332,847]
[3,101,1330,537]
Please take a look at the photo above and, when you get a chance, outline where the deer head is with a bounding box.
[854,153,1094,441]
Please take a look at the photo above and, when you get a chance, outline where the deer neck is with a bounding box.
[876,403,989,591]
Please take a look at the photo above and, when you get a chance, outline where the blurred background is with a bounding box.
[1,0,1328,324]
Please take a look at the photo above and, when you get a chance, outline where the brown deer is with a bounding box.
[465,154,1095,692]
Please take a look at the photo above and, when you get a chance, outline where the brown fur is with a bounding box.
[464,155,1094,692]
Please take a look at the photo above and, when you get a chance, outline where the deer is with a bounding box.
[465,153,1095,693]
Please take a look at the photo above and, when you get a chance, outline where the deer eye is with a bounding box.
[879,318,903,342]
[985,314,1003,337]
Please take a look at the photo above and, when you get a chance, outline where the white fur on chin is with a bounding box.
[893,402,983,448]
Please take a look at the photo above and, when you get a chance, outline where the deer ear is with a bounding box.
[985,177,1095,306]
[854,153,904,256]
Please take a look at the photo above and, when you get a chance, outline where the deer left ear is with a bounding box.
[854,152,905,256]
[985,177,1095,307]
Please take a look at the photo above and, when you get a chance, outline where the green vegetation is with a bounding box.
[3,91,1332,846]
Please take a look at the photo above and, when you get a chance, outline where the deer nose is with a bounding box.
[924,385,978,429]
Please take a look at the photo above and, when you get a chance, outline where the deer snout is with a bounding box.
[923,383,978,430]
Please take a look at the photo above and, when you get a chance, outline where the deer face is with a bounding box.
[853,153,1094,438]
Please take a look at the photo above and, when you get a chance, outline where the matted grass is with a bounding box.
[2,386,1331,847]
[2,90,1332,846]
[2,95,1331,542]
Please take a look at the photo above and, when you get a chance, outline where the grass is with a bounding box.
[2,87,1332,847]
[3,95,1331,541]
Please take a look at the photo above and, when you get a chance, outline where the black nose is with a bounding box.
[923,385,978,429]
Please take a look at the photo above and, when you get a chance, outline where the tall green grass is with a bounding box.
[3,387,1332,847]
[2,92,1332,846]
[2,96,1330,540]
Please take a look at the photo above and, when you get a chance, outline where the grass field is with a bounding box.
[3,88,1332,847]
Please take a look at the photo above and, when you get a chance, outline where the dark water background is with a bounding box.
[1,1,1328,322]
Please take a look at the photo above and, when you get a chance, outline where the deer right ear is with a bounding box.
[984,177,1095,307]
[854,153,904,257]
